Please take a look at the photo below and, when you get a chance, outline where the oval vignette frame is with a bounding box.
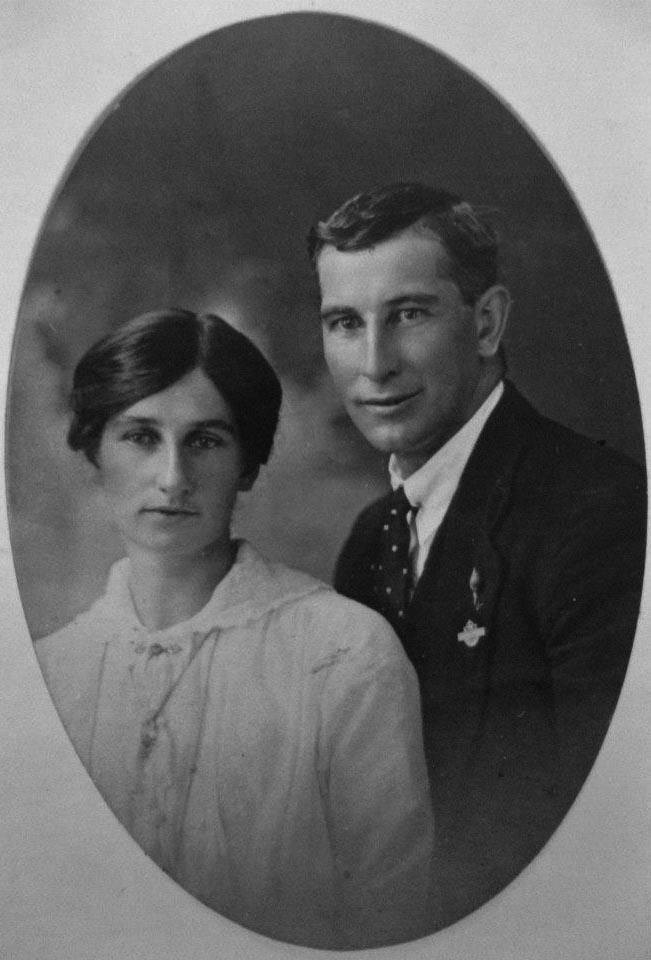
[2,5,649,960]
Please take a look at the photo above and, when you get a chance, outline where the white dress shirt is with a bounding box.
[388,381,504,581]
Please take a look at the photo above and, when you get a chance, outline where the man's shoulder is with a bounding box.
[341,381,645,549]
[496,383,645,494]
[466,384,645,556]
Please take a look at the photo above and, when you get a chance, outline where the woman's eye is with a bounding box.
[123,430,157,446]
[188,434,223,450]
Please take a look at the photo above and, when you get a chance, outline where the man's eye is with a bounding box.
[397,307,426,322]
[325,315,361,333]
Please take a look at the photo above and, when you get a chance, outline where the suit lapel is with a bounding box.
[404,382,537,671]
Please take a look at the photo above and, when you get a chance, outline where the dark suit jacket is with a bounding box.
[334,381,646,928]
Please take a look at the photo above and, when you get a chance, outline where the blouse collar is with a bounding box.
[93,541,324,642]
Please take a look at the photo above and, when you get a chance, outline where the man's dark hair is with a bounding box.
[68,308,282,473]
[307,182,500,306]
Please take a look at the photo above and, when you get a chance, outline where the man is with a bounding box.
[308,182,646,928]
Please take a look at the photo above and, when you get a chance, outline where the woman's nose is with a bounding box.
[156,444,193,496]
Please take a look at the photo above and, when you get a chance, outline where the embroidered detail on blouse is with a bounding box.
[311,647,351,674]
[129,629,215,658]
[132,640,183,657]
[132,627,221,756]
[140,715,160,758]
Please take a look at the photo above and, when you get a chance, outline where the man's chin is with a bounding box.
[350,420,412,457]
[349,420,444,473]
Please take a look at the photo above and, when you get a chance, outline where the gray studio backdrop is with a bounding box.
[7,12,644,639]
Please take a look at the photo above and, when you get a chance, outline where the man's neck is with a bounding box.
[394,368,504,479]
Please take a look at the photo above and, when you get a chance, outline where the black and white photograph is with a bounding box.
[1,3,650,959]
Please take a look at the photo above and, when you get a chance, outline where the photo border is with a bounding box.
[1,4,649,958]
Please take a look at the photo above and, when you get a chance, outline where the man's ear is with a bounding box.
[473,285,511,358]
[238,465,260,493]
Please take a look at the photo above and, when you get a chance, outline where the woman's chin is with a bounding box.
[123,530,232,563]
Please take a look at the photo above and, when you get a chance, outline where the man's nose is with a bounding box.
[156,443,193,496]
[360,324,398,381]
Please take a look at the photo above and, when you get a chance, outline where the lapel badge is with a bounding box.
[469,566,484,612]
[457,619,486,648]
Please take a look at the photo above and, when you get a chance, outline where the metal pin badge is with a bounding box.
[457,619,486,648]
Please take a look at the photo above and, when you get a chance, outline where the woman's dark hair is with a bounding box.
[307,182,500,306]
[68,309,282,472]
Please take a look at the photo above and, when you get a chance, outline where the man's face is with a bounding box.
[318,226,496,476]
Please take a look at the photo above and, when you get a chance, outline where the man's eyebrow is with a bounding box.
[387,293,441,306]
[319,304,358,321]
[319,293,442,320]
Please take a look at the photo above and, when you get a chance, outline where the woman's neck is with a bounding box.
[125,542,236,631]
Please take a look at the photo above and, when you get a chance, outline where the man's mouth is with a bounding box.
[143,507,198,517]
[357,390,420,409]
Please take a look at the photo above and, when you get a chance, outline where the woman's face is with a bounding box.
[96,368,253,560]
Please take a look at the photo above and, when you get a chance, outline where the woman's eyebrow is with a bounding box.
[193,419,236,434]
[112,415,235,434]
[112,415,159,426]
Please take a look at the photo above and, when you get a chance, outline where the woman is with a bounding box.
[35,309,434,950]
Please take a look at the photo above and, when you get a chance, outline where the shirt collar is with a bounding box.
[388,381,504,513]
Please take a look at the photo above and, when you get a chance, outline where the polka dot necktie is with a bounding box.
[371,485,417,635]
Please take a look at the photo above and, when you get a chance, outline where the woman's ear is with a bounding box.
[238,465,259,492]
[84,451,104,485]
[473,284,511,358]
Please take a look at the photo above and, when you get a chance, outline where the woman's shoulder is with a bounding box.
[280,586,420,708]
[297,590,408,664]
[33,608,109,737]
[236,542,328,597]
[35,601,101,648]
[35,605,105,671]
[34,559,129,671]
[240,545,406,664]
[238,543,389,619]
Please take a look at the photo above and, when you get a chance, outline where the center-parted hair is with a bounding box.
[307,182,501,306]
[68,309,282,472]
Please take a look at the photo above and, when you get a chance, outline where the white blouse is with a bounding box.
[35,541,434,949]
